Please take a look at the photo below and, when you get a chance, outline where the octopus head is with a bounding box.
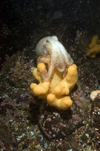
[35,36,58,56]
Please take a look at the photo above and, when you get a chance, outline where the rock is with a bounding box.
[52,11,63,20]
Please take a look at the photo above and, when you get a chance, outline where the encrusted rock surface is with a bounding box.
[91,94,100,150]
[0,31,100,150]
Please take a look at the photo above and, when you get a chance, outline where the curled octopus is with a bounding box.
[35,36,73,81]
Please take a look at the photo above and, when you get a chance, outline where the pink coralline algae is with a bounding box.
[91,93,100,150]
[0,50,36,89]
[0,90,36,120]
[8,55,34,88]
[39,102,83,141]
[78,68,98,92]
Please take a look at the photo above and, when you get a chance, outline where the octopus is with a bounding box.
[35,36,73,81]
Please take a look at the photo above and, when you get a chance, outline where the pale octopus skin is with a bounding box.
[35,36,73,82]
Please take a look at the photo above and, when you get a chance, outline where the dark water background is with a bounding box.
[1,0,100,68]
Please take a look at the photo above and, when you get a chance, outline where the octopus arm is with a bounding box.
[41,62,55,81]
[37,55,50,65]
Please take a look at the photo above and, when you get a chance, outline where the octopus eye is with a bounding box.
[42,45,47,55]
[46,40,49,43]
